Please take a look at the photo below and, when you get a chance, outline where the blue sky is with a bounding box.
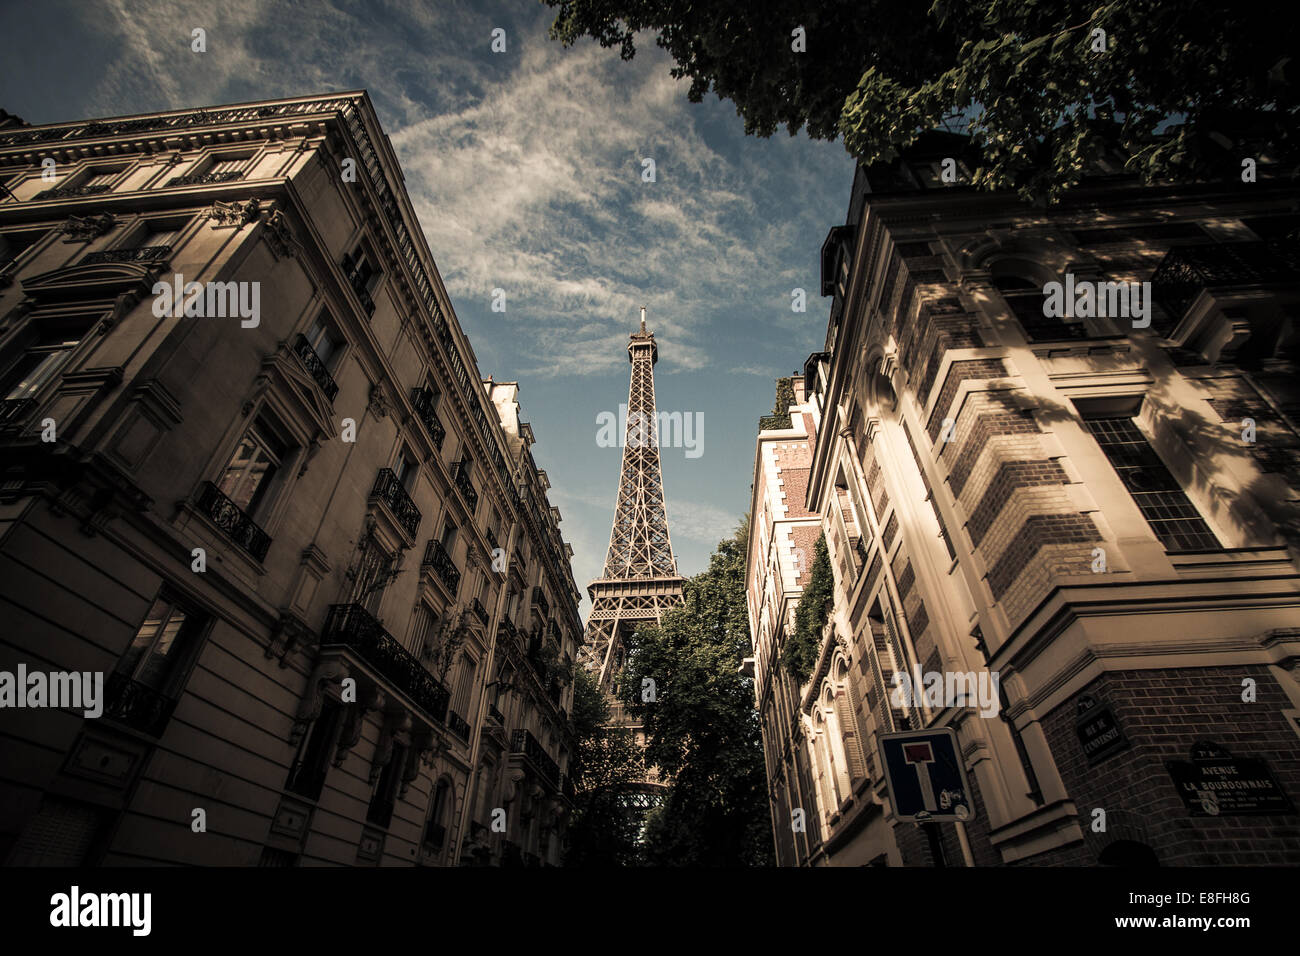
[0,0,854,615]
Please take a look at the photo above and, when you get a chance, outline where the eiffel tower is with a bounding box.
[580,307,685,706]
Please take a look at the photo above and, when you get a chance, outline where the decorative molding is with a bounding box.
[206,197,259,228]
[262,201,301,260]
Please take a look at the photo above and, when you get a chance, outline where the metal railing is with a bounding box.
[83,245,172,265]
[322,603,451,722]
[1151,240,1300,327]
[371,468,421,538]
[422,538,460,593]
[410,386,445,450]
[196,480,272,560]
[510,729,560,786]
[451,460,478,515]
[33,182,111,201]
[104,672,177,737]
[293,333,339,401]
[165,170,243,188]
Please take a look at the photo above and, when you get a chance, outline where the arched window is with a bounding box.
[991,260,1087,342]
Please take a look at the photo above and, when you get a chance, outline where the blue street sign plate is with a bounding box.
[879,727,975,823]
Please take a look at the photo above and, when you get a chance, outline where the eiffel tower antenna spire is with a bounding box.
[579,311,685,694]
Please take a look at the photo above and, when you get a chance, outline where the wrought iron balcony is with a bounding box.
[33,182,112,201]
[422,538,460,594]
[510,729,560,786]
[165,170,243,188]
[293,333,339,401]
[322,603,451,722]
[1151,240,1300,328]
[83,245,172,265]
[471,597,489,626]
[497,617,520,645]
[371,468,421,538]
[410,386,445,450]
[104,672,177,737]
[448,710,471,742]
[531,586,549,619]
[0,397,36,432]
[450,460,478,515]
[196,480,272,561]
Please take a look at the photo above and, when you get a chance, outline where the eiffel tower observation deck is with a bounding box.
[580,308,686,703]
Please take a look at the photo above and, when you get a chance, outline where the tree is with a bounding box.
[620,516,775,865]
[546,1,1297,201]
[781,533,831,685]
[564,666,646,865]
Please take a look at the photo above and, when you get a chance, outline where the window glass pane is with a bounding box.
[219,426,282,513]
[1084,416,1219,551]
[4,344,77,399]
[134,611,187,688]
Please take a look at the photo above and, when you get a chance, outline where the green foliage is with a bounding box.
[564,666,646,866]
[781,533,831,685]
[621,515,775,865]
[760,376,795,430]
[546,0,1298,202]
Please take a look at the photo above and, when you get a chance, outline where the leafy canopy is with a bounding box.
[620,515,774,865]
[546,0,1296,201]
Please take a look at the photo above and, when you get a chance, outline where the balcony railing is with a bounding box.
[448,711,471,742]
[195,480,272,561]
[410,386,445,450]
[1151,240,1300,328]
[322,603,451,722]
[423,538,461,594]
[293,333,339,401]
[510,729,560,786]
[451,460,478,515]
[33,182,111,201]
[82,245,172,265]
[165,170,243,188]
[104,672,177,737]
[498,617,520,646]
[531,586,549,619]
[470,597,489,627]
[371,468,421,538]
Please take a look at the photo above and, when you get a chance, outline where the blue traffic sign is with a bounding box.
[879,727,975,823]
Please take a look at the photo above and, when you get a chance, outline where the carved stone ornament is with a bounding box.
[367,382,390,419]
[206,198,260,228]
[61,213,116,243]
[262,201,301,260]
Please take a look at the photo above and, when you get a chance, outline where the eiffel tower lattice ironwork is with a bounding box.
[579,308,685,696]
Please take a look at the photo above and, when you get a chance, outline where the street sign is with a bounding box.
[1166,741,1295,817]
[879,727,975,823]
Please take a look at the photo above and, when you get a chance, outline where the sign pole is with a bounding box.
[954,820,975,867]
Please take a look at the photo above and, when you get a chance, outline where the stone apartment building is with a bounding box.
[753,131,1300,865]
[0,92,582,867]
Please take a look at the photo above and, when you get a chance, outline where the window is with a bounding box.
[83,168,120,189]
[393,452,417,490]
[304,314,342,368]
[5,796,109,866]
[423,779,452,857]
[341,244,381,314]
[347,533,394,613]
[117,594,206,693]
[0,229,42,270]
[285,697,343,801]
[132,220,183,251]
[217,418,289,518]
[994,273,1088,342]
[1083,415,1219,551]
[440,518,458,552]
[2,335,81,401]
[208,156,248,176]
[452,653,478,717]
[366,743,406,828]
